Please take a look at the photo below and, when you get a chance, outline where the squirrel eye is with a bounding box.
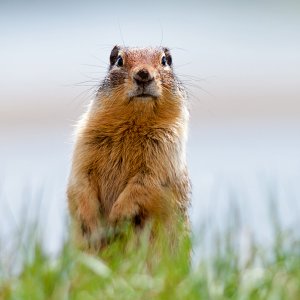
[161,56,167,66]
[116,55,123,67]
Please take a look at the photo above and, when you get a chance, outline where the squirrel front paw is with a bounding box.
[108,199,140,225]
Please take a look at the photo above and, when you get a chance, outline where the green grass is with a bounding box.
[1,217,300,300]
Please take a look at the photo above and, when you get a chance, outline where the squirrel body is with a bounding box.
[67,46,190,250]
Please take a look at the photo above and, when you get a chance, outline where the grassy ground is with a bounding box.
[0,215,300,300]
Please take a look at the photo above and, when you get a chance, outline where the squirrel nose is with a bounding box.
[134,69,154,85]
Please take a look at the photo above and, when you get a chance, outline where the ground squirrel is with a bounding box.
[67,45,191,251]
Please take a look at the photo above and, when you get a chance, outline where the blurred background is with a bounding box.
[0,0,300,264]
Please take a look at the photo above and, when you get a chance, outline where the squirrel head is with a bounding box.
[99,46,185,103]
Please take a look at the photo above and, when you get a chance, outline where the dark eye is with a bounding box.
[161,56,167,66]
[116,55,123,67]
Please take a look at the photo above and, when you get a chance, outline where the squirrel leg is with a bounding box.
[108,174,173,225]
[67,177,103,251]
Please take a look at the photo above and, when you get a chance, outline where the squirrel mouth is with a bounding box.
[128,93,158,101]
[128,85,160,99]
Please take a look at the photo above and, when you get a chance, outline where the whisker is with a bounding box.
[81,63,107,69]
[118,21,126,47]
[174,62,192,69]
[90,55,109,67]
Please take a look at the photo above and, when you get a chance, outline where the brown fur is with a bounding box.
[67,46,191,251]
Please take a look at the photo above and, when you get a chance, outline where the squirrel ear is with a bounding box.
[163,47,172,66]
[110,45,121,66]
